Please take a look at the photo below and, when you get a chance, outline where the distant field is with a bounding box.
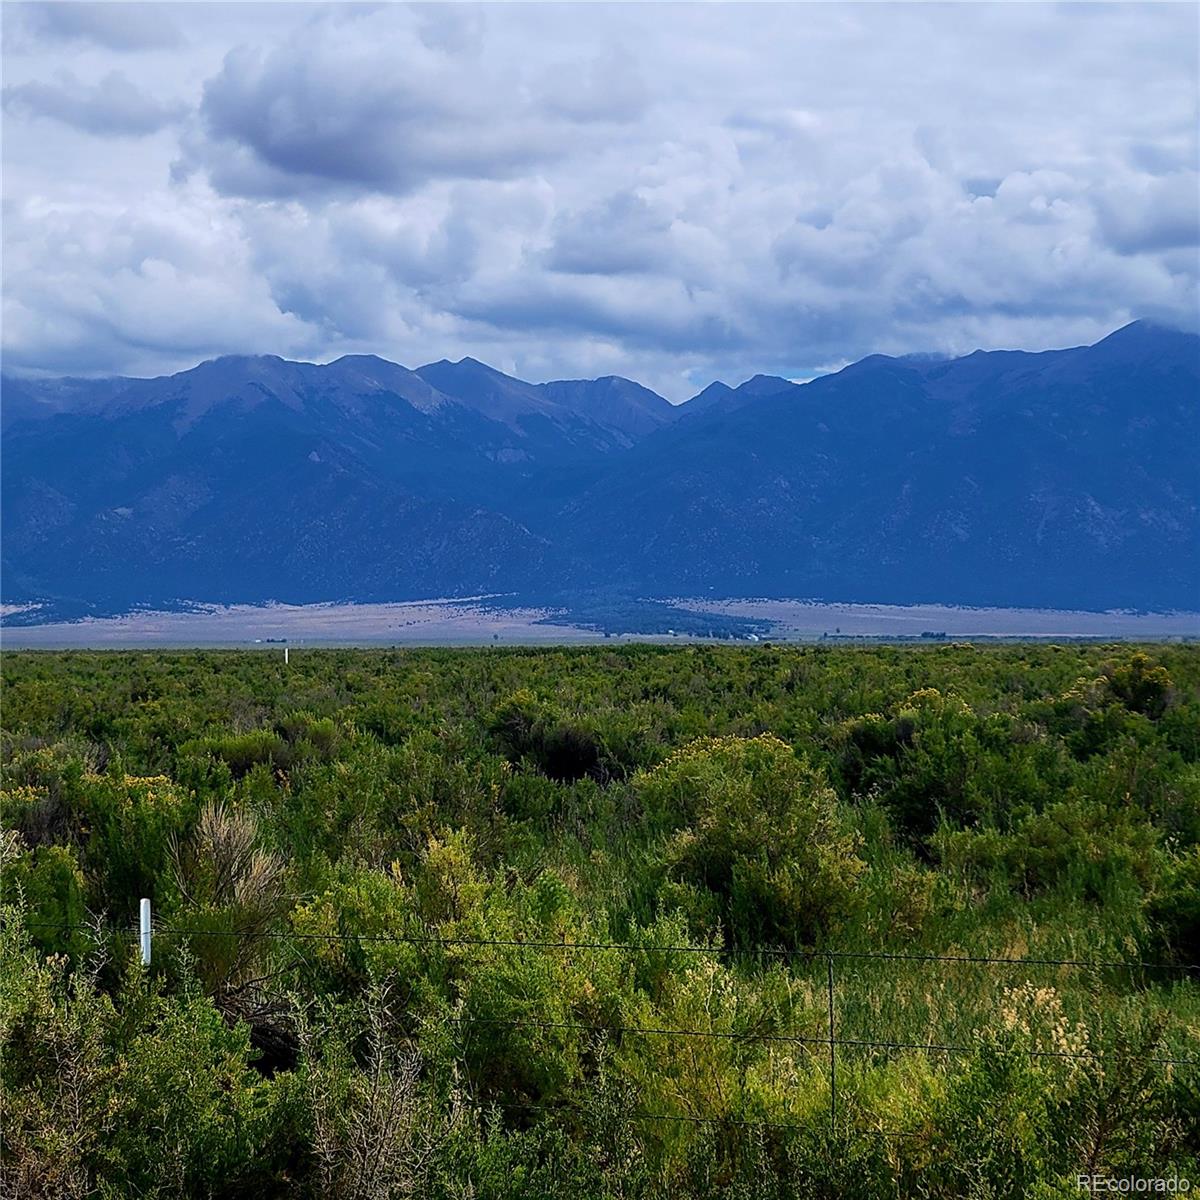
[0,598,599,647]
[671,598,1200,640]
[2,596,1197,647]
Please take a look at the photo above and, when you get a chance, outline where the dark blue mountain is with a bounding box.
[2,321,1196,614]
[557,322,1200,609]
[1,354,668,608]
[415,356,677,445]
[676,373,795,420]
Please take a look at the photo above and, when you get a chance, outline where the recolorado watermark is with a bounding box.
[1077,1177,1191,1194]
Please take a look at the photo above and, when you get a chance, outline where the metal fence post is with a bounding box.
[139,897,152,966]
[826,951,837,1135]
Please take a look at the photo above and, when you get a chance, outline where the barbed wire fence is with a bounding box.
[14,916,1200,1138]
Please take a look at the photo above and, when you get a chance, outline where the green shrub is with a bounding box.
[0,835,90,959]
[70,768,192,915]
[636,735,865,948]
[1104,652,1175,719]
[835,690,992,845]
[167,801,289,994]
[0,920,295,1199]
[184,729,290,778]
[1147,848,1200,965]
[934,799,1159,902]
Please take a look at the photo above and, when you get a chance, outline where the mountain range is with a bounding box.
[3,321,1197,618]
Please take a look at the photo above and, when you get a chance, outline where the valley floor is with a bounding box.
[3,595,1198,647]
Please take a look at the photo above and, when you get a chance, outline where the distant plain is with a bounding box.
[3,597,1197,648]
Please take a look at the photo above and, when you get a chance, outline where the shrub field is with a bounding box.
[2,643,1198,1197]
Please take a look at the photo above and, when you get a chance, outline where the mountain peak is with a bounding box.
[328,353,402,369]
[738,374,796,397]
[1082,318,1200,368]
[679,381,736,418]
[200,353,288,370]
[539,375,674,438]
[450,355,513,376]
[413,358,673,437]
[689,380,732,400]
[1095,318,1197,345]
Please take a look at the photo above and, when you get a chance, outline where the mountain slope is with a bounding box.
[414,357,676,447]
[1,353,666,607]
[2,322,1196,613]
[675,373,796,421]
[555,321,1199,609]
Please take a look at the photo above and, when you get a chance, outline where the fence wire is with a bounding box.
[12,917,1200,1136]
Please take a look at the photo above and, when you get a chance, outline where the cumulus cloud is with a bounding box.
[545,193,674,276]
[1,2,1197,397]
[1094,171,1200,255]
[539,46,650,124]
[3,70,185,136]
[187,12,597,197]
[1,191,317,376]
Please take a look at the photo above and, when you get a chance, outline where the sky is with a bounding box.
[2,2,1197,401]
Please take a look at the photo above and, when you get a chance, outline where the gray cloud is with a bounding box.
[539,46,649,124]
[545,194,672,276]
[2,3,1197,399]
[1095,171,1200,255]
[11,2,182,51]
[3,70,185,136]
[190,16,578,197]
[412,4,485,56]
[452,271,751,357]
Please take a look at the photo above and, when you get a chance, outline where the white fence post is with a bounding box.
[140,897,152,965]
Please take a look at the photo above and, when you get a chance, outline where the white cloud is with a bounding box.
[1,189,316,376]
[3,69,185,135]
[7,2,183,52]
[1,2,1197,399]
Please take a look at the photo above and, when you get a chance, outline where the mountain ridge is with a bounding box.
[3,321,1197,616]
